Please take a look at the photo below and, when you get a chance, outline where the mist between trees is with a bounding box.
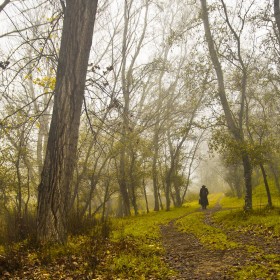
[0,0,279,243]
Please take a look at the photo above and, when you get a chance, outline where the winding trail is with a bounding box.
[160,201,280,280]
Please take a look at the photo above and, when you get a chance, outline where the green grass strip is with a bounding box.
[175,211,239,250]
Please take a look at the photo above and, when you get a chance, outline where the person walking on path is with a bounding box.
[199,185,209,209]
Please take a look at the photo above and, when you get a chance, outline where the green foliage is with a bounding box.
[209,129,240,164]
[253,180,280,201]
[209,127,274,166]
[171,173,186,187]
[221,179,280,209]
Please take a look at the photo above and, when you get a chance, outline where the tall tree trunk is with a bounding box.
[200,0,252,210]
[274,0,280,39]
[158,189,164,210]
[151,43,171,211]
[117,0,149,216]
[152,132,160,211]
[37,0,98,244]
[165,170,172,211]
[15,149,22,219]
[166,131,173,211]
[129,152,138,215]
[79,175,97,218]
[24,168,31,217]
[170,189,175,208]
[174,179,182,207]
[101,180,110,222]
[260,164,273,208]
[269,162,280,193]
[242,153,252,209]
[118,144,131,216]
[142,177,149,213]
[118,0,131,217]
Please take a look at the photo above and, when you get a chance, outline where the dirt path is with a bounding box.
[160,205,280,280]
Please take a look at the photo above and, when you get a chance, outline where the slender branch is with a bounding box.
[0,92,53,127]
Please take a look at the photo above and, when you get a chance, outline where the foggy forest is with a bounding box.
[0,0,279,279]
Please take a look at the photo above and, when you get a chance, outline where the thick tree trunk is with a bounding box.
[37,0,98,244]
[131,186,138,215]
[130,176,138,215]
[233,165,243,198]
[174,180,182,207]
[158,190,164,210]
[274,0,280,39]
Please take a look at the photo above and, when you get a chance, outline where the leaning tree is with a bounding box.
[37,0,99,244]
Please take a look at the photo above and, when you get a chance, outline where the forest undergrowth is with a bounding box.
[0,184,279,279]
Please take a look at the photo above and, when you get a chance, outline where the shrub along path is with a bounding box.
[160,204,280,280]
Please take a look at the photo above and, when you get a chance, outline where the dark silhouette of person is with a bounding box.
[199,185,209,209]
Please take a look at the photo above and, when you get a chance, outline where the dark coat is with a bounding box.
[199,186,209,206]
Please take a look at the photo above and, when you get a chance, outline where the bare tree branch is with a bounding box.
[0,0,10,13]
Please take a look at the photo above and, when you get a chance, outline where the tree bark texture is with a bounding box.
[152,133,160,211]
[242,153,252,210]
[269,162,280,192]
[142,177,149,213]
[37,0,98,243]
[129,151,138,215]
[165,171,172,211]
[260,164,272,208]
[274,0,280,40]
